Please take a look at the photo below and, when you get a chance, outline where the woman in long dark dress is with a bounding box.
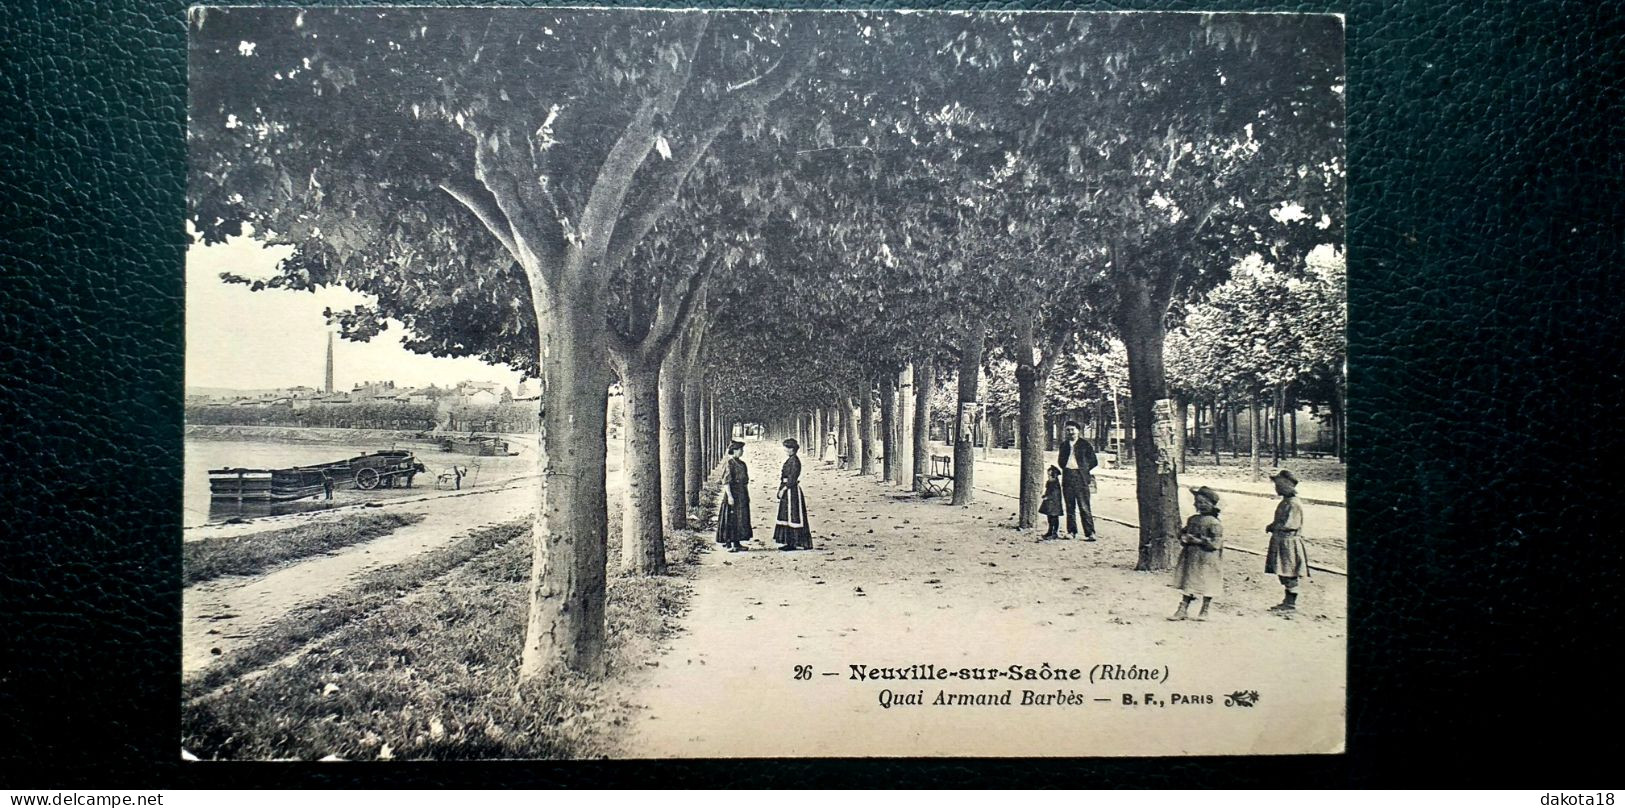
[715,440,752,552]
[773,438,814,550]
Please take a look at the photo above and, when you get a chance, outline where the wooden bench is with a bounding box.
[922,454,954,497]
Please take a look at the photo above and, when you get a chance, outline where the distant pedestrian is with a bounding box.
[716,440,753,552]
[773,438,814,551]
[1171,486,1224,621]
[1038,465,1064,540]
[1056,420,1098,540]
[321,471,334,500]
[1264,468,1310,611]
[824,431,837,464]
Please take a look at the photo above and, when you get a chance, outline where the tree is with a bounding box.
[1006,14,1345,569]
[1167,248,1347,474]
[189,8,819,678]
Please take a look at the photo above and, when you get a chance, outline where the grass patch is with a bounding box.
[185,519,526,697]
[184,512,427,586]
[183,478,722,760]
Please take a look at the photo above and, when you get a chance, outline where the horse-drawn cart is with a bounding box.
[343,450,427,490]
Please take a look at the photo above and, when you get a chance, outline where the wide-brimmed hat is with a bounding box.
[782,438,800,450]
[728,440,746,453]
[1270,468,1299,485]
[1190,485,1221,505]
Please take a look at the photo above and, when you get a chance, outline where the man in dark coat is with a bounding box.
[1056,420,1098,540]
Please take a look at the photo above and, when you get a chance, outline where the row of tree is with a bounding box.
[189,9,1344,680]
[185,402,439,431]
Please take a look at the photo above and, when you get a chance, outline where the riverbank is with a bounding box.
[182,473,722,760]
[184,511,426,585]
[186,424,436,446]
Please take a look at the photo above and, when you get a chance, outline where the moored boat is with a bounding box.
[208,467,331,503]
[208,450,425,502]
[437,434,512,456]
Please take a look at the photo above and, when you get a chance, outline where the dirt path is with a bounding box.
[182,477,540,675]
[621,460,1345,758]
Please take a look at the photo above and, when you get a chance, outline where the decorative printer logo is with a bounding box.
[1224,691,1261,708]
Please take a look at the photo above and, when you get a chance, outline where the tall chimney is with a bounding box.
[324,331,335,394]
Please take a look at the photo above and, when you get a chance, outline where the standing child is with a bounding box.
[716,440,753,552]
[1038,465,1064,541]
[1264,468,1310,611]
[1171,486,1224,621]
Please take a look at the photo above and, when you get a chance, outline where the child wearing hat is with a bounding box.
[716,440,753,552]
[1038,465,1064,541]
[1171,486,1225,621]
[1264,468,1310,611]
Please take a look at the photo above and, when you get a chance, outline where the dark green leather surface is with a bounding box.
[2,0,1619,788]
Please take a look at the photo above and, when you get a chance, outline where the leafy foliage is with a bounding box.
[1167,250,1347,401]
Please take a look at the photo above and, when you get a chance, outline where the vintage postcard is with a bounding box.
[183,7,1346,759]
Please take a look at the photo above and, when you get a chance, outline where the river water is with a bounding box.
[184,435,539,527]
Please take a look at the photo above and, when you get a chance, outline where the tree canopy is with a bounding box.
[189,8,1344,675]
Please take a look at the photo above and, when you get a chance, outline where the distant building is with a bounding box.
[454,380,501,397]
[388,388,432,405]
[352,380,398,399]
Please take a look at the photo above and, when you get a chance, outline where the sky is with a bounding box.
[185,236,528,393]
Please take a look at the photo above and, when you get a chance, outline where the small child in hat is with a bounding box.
[1171,486,1224,621]
[1264,468,1310,611]
[1038,465,1064,540]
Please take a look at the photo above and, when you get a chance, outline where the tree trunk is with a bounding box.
[952,322,983,506]
[834,398,846,468]
[703,389,715,471]
[1250,391,1262,482]
[1173,395,1189,474]
[1267,389,1277,465]
[879,373,897,483]
[616,355,667,576]
[684,377,704,509]
[841,395,858,470]
[895,365,910,486]
[1212,400,1223,466]
[833,404,842,463]
[859,382,876,477]
[1014,318,1047,530]
[1115,281,1181,572]
[813,407,824,462]
[520,286,610,681]
[1330,380,1346,463]
[912,360,932,491]
[659,347,687,532]
[1288,387,1298,458]
[1112,392,1125,458]
[1230,403,1239,458]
